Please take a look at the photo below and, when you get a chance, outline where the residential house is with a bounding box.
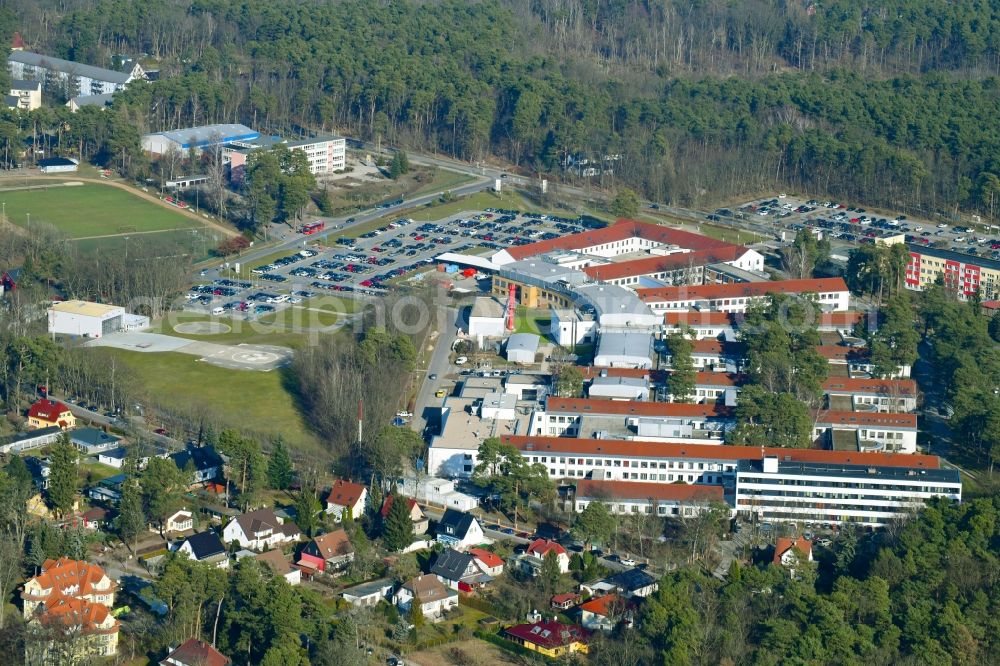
[177,532,228,569]
[254,550,300,586]
[170,444,223,484]
[551,593,581,610]
[88,474,125,503]
[7,79,41,110]
[0,267,19,294]
[222,508,301,551]
[298,528,354,572]
[324,479,368,521]
[773,537,813,576]
[164,509,194,534]
[504,620,591,658]
[79,507,109,530]
[577,594,631,632]
[160,638,231,666]
[431,549,493,592]
[583,568,659,599]
[21,557,119,659]
[341,578,395,607]
[27,398,75,430]
[97,447,129,468]
[70,427,121,455]
[435,508,486,550]
[0,425,62,454]
[468,548,505,577]
[393,574,459,621]
[522,539,570,574]
[380,494,429,534]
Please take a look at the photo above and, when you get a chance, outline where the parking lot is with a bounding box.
[184,209,605,316]
[708,195,1000,260]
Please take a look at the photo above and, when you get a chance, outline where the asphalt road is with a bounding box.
[411,308,460,435]
[53,394,183,451]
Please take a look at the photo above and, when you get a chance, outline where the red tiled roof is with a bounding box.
[694,372,742,387]
[544,396,732,419]
[468,547,504,569]
[822,377,917,397]
[664,311,736,326]
[310,529,354,559]
[27,398,71,423]
[551,592,581,605]
[527,538,567,558]
[326,479,366,508]
[505,620,592,649]
[582,246,744,281]
[503,219,737,261]
[577,593,629,617]
[773,537,812,565]
[379,494,418,519]
[813,410,917,428]
[637,277,848,303]
[38,596,116,635]
[575,480,725,503]
[690,339,746,356]
[501,435,939,468]
[161,638,231,666]
[23,557,114,601]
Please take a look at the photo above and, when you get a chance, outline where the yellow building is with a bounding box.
[504,620,591,657]
[26,398,76,430]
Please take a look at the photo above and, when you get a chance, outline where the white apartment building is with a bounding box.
[8,50,144,97]
[638,278,850,314]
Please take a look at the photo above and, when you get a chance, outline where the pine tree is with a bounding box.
[267,438,294,490]
[46,435,78,518]
[295,489,319,537]
[117,478,145,552]
[381,494,414,552]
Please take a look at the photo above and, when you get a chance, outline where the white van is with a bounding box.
[455,356,468,365]
[211,307,224,315]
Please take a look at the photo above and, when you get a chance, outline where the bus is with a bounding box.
[300,221,325,235]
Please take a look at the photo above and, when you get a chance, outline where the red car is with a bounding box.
[154,427,168,436]
[359,280,373,287]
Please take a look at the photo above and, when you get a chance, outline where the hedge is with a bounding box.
[459,593,505,618]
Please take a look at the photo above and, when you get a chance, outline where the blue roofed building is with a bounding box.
[141,123,260,155]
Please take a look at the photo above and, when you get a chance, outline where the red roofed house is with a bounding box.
[380,494,429,534]
[577,593,632,632]
[520,539,570,575]
[468,547,505,577]
[551,592,581,610]
[773,537,813,576]
[160,638,231,666]
[504,620,591,658]
[27,398,76,430]
[325,479,368,521]
[637,277,850,314]
[21,557,118,659]
[299,528,354,572]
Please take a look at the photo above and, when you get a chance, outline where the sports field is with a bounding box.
[0,182,201,238]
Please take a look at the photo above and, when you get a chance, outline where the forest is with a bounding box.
[1,0,999,218]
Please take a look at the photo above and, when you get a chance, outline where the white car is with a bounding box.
[396,411,413,418]
[289,296,303,304]
[620,556,636,567]
[937,223,949,228]
[914,226,924,232]
[455,356,469,365]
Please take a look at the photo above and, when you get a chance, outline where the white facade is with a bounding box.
[735,457,961,527]
[8,51,143,97]
[549,309,597,346]
[287,135,346,174]
[48,301,124,338]
[397,476,479,511]
[468,297,506,345]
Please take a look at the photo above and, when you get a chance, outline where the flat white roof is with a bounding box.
[49,300,123,318]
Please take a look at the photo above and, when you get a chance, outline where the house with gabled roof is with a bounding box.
[299,528,354,572]
[254,549,300,586]
[27,398,75,430]
[523,539,569,574]
[380,494,429,534]
[504,620,591,657]
[577,593,632,632]
[160,638,231,666]
[222,507,300,551]
[435,508,486,550]
[393,574,458,621]
[170,444,223,484]
[431,548,495,592]
[773,536,813,577]
[177,531,228,569]
[324,479,367,521]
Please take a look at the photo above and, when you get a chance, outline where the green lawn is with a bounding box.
[0,182,200,238]
[514,306,551,336]
[151,311,340,347]
[408,168,476,198]
[112,349,321,453]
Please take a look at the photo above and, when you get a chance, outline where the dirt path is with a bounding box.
[72,226,200,241]
[0,172,239,238]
